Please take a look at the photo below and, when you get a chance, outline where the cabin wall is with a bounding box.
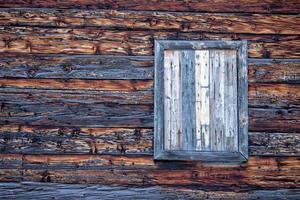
[0,0,299,194]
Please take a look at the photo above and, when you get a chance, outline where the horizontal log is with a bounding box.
[249,108,300,132]
[0,88,153,105]
[20,155,300,189]
[1,9,299,35]
[0,54,299,83]
[0,80,298,108]
[248,59,300,83]
[0,0,299,14]
[0,154,22,182]
[0,83,299,130]
[249,83,300,108]
[0,79,153,91]
[0,182,299,199]
[0,27,299,58]
[0,54,154,80]
[0,125,298,156]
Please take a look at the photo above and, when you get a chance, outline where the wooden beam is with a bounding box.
[0,0,299,14]
[0,9,299,34]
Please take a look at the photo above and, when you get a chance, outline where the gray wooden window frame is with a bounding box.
[154,40,248,162]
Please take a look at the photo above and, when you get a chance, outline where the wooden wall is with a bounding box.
[0,0,299,195]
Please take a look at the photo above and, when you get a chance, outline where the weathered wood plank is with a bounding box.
[163,50,181,150]
[0,154,22,182]
[0,55,298,83]
[19,155,300,190]
[0,126,153,155]
[249,132,300,156]
[0,54,153,80]
[181,50,195,150]
[0,27,299,58]
[0,125,299,156]
[0,83,299,130]
[0,182,299,200]
[1,9,299,34]
[0,0,299,14]
[0,79,153,91]
[248,59,300,83]
[249,108,300,132]
[0,101,153,127]
[0,88,153,105]
[195,50,210,150]
[249,83,300,108]
[224,50,238,152]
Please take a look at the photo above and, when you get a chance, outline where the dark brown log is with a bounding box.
[249,132,300,156]
[249,108,300,132]
[0,125,153,155]
[0,125,298,156]
[1,9,299,34]
[0,154,22,182]
[0,88,153,105]
[0,0,299,14]
[249,83,300,108]
[0,54,154,80]
[0,54,299,83]
[20,155,300,190]
[0,27,299,58]
[0,79,153,91]
[249,59,300,83]
[0,83,299,130]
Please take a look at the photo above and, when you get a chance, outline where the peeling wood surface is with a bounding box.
[0,0,299,14]
[0,54,299,83]
[0,125,299,156]
[0,182,299,200]
[1,154,299,190]
[0,27,299,58]
[0,9,299,34]
[0,0,299,190]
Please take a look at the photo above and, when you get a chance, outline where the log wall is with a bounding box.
[0,0,299,197]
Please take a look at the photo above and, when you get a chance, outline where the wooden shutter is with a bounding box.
[154,40,248,162]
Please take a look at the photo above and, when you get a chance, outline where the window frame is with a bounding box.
[154,40,248,162]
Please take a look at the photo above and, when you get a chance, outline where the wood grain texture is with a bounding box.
[0,182,299,200]
[163,50,182,150]
[0,27,299,58]
[1,55,298,83]
[17,155,300,190]
[248,59,300,83]
[0,54,153,80]
[0,125,299,156]
[1,9,299,34]
[0,154,22,182]
[0,83,299,131]
[0,79,153,91]
[0,0,299,14]
[0,126,153,155]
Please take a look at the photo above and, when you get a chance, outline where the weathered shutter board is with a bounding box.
[154,40,248,162]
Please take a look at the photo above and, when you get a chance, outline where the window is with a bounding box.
[154,40,248,162]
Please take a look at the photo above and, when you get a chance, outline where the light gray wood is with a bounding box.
[181,50,196,150]
[154,40,164,159]
[238,41,249,159]
[209,50,223,151]
[163,50,182,150]
[224,50,238,152]
[154,40,248,162]
[195,50,210,150]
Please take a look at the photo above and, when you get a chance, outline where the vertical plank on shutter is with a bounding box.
[181,50,196,150]
[164,50,182,150]
[210,50,226,151]
[195,50,210,151]
[224,50,238,152]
